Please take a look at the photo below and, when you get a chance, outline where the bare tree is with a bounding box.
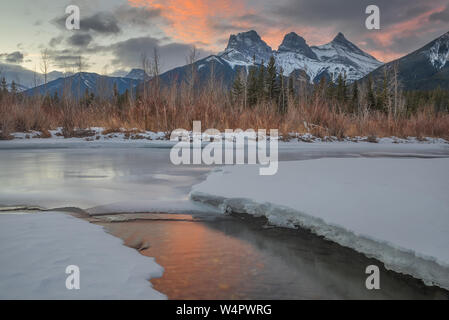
[141,53,151,103]
[40,49,50,91]
[77,55,83,74]
[150,47,160,94]
[186,45,198,104]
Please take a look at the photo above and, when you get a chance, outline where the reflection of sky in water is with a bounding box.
[0,143,447,211]
[99,216,449,300]
[0,148,211,211]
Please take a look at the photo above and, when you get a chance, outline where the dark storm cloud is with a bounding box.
[108,37,213,72]
[81,13,121,34]
[271,0,441,31]
[209,13,283,34]
[0,51,24,64]
[49,36,64,48]
[114,4,163,27]
[51,54,92,69]
[53,12,120,35]
[429,6,449,22]
[52,5,164,35]
[269,0,449,60]
[67,34,93,47]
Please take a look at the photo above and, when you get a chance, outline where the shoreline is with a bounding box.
[1,127,448,145]
[88,212,449,300]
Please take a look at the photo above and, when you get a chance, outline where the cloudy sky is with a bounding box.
[0,0,448,75]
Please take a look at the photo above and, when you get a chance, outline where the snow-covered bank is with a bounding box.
[1,127,448,145]
[191,158,449,290]
[0,212,165,299]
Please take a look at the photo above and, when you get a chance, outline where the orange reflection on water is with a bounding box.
[102,220,264,300]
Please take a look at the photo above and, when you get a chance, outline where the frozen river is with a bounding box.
[0,140,448,299]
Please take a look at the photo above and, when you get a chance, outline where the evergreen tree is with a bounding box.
[232,74,244,99]
[265,56,279,102]
[376,71,389,113]
[288,76,295,98]
[1,77,7,93]
[113,82,119,100]
[10,81,17,95]
[351,82,359,113]
[247,66,258,107]
[52,91,59,104]
[367,76,376,110]
[256,61,266,102]
[278,68,287,114]
[336,73,347,103]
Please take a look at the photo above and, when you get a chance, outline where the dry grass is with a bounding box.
[1,86,448,140]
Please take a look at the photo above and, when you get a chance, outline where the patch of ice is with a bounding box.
[191,158,449,290]
[0,212,165,299]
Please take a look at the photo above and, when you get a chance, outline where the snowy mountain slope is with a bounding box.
[219,30,273,66]
[158,30,383,86]
[126,68,150,81]
[365,31,449,90]
[310,33,383,82]
[6,82,28,92]
[0,63,72,89]
[428,32,449,70]
[274,32,382,82]
[25,72,140,98]
[218,30,382,83]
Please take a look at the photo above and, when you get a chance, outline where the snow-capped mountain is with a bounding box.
[218,30,382,83]
[25,72,139,98]
[219,30,273,66]
[159,30,383,86]
[0,63,73,90]
[6,82,29,92]
[125,68,150,80]
[365,31,449,90]
[428,32,449,70]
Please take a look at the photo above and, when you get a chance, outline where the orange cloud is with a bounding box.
[127,1,445,63]
[362,6,446,62]
[128,0,246,50]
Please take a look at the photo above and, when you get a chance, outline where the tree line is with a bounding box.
[230,57,449,117]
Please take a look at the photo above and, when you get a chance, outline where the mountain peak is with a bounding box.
[329,32,378,60]
[332,32,350,45]
[278,32,317,59]
[224,30,273,64]
[126,68,150,80]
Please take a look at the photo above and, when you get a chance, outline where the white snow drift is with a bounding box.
[0,212,165,300]
[191,158,449,290]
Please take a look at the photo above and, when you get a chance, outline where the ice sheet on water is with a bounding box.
[0,212,165,299]
[191,158,449,290]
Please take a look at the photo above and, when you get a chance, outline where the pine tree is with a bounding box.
[288,76,295,98]
[1,77,7,93]
[367,76,376,110]
[351,82,359,113]
[247,66,258,107]
[377,71,389,113]
[336,73,347,103]
[232,74,244,99]
[10,81,17,95]
[278,68,287,114]
[113,82,119,100]
[257,61,266,102]
[266,56,279,102]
